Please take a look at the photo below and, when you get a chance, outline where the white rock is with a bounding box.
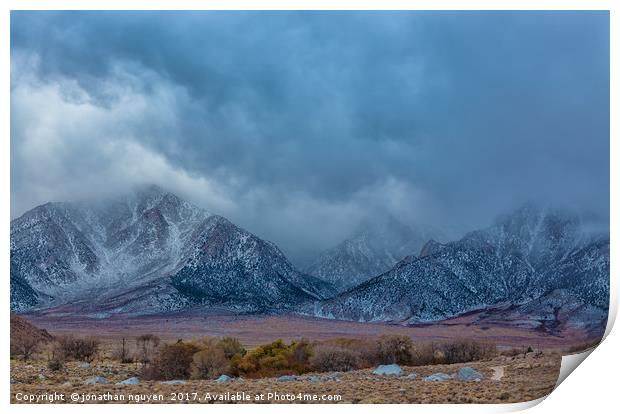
[215,375,231,384]
[161,380,186,385]
[423,373,451,382]
[373,364,402,376]
[84,376,109,385]
[117,377,140,385]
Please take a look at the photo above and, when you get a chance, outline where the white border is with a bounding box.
[1,0,618,11]
[2,2,617,413]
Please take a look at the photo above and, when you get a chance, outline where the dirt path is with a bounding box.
[490,366,506,380]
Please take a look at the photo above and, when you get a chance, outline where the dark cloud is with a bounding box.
[10,11,610,260]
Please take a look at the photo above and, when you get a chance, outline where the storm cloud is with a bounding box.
[10,11,610,261]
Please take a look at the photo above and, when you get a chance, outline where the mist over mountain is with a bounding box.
[11,12,610,261]
[302,204,609,331]
[10,185,608,338]
[7,11,610,363]
[10,185,332,316]
[304,215,443,292]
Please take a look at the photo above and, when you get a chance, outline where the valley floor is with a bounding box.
[11,353,561,404]
[21,312,601,350]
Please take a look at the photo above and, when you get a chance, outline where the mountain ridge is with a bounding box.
[10,185,332,316]
[304,214,439,292]
[300,204,609,330]
[11,188,608,335]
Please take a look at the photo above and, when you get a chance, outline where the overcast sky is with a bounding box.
[10,11,610,260]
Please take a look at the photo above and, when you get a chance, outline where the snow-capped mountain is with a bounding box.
[11,190,609,333]
[302,205,609,328]
[304,215,438,292]
[10,185,332,316]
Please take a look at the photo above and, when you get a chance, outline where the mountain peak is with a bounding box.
[419,239,445,258]
[10,187,330,316]
[132,183,175,204]
[305,213,438,292]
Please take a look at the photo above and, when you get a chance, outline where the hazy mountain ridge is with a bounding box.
[304,215,439,292]
[301,205,609,329]
[10,185,331,316]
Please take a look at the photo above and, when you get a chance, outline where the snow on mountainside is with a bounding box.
[304,215,438,292]
[10,185,332,316]
[301,205,609,328]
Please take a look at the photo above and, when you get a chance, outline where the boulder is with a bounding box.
[277,375,297,382]
[423,373,451,382]
[457,367,483,382]
[216,375,232,384]
[79,363,91,368]
[117,377,140,385]
[404,373,418,379]
[84,376,109,385]
[373,364,403,376]
[308,376,321,383]
[161,380,186,385]
[322,373,342,381]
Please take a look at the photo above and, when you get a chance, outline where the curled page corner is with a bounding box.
[556,348,596,388]
[554,298,617,389]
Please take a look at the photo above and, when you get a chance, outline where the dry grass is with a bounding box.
[10,352,561,404]
[11,313,583,404]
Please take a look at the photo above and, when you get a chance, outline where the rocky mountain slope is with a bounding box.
[304,215,438,292]
[10,185,332,316]
[10,313,53,343]
[302,205,609,329]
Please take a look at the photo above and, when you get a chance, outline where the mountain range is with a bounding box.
[302,205,609,332]
[10,186,609,334]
